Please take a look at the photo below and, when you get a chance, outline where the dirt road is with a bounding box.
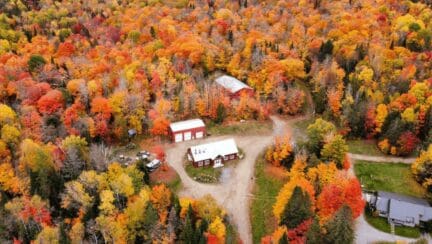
[348,153,416,164]
[165,116,288,244]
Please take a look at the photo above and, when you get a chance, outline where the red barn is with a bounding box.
[169,119,206,143]
[215,75,254,98]
[187,138,239,168]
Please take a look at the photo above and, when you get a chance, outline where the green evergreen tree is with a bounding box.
[306,217,322,244]
[279,232,289,244]
[215,103,226,124]
[323,205,354,244]
[28,54,46,72]
[280,186,313,229]
[181,204,196,243]
[143,203,159,239]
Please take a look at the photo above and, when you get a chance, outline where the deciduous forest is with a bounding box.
[1,0,432,243]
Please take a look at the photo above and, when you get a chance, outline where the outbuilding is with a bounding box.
[367,191,432,227]
[215,75,254,98]
[187,138,239,168]
[169,118,206,143]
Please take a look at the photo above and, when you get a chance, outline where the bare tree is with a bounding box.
[89,143,113,171]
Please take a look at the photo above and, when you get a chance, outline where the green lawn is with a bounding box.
[347,139,385,156]
[364,210,421,238]
[208,120,272,136]
[292,117,315,133]
[250,155,285,244]
[185,163,222,183]
[165,174,182,193]
[354,161,427,198]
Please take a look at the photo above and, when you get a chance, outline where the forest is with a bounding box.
[1,0,432,243]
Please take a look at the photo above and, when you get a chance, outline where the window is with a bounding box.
[205,160,210,165]
[224,156,228,160]
[198,161,203,167]
[406,217,414,223]
[230,155,235,159]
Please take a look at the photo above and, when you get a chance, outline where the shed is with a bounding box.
[215,75,254,98]
[128,129,137,138]
[368,191,432,227]
[169,119,206,143]
[187,138,239,168]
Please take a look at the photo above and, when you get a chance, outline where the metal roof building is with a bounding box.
[215,75,254,97]
[371,191,432,227]
[169,119,206,143]
[188,138,239,167]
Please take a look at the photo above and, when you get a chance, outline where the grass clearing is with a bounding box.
[185,163,222,183]
[347,139,385,156]
[354,161,427,198]
[250,154,286,243]
[208,120,272,136]
[364,210,421,239]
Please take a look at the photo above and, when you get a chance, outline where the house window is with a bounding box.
[205,160,210,165]
[198,161,203,167]
[224,156,228,160]
[230,155,235,159]
[406,217,414,223]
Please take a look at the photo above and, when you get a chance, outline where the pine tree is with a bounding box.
[306,217,322,244]
[280,186,312,229]
[323,205,354,244]
[279,232,289,244]
[143,203,159,239]
[181,204,196,243]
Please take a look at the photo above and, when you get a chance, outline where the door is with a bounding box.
[196,131,204,138]
[213,158,223,168]
[174,133,183,142]
[184,131,192,141]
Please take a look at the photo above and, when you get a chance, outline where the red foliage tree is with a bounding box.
[36,90,64,114]
[91,96,112,119]
[317,178,364,221]
[23,82,51,105]
[397,131,420,156]
[152,145,165,161]
[63,101,85,135]
[21,108,42,141]
[364,105,376,139]
[150,117,170,137]
[287,219,312,244]
[56,42,75,57]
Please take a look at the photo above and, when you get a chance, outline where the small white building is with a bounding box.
[187,138,239,168]
[169,119,206,143]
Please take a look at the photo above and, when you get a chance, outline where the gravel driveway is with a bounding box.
[165,116,287,244]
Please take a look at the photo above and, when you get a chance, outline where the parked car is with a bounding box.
[136,151,151,160]
[146,159,161,172]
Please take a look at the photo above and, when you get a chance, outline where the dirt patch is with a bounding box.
[264,163,289,182]
[150,164,179,184]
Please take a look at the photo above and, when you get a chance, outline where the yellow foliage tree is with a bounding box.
[99,190,116,215]
[375,104,388,133]
[1,124,20,145]
[265,135,292,167]
[208,216,226,240]
[412,145,432,190]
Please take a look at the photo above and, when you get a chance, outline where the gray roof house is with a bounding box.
[368,191,432,227]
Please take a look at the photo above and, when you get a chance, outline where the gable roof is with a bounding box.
[377,191,432,222]
[377,191,430,206]
[215,75,252,94]
[189,138,239,162]
[169,119,205,133]
[389,199,432,222]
